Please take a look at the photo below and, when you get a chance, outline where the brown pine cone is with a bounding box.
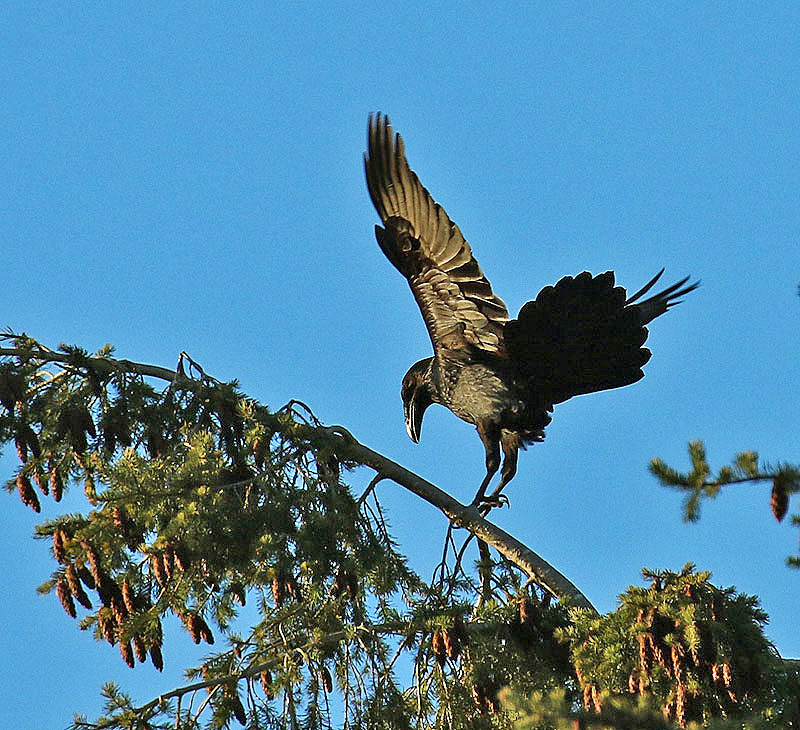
[150,644,164,671]
[133,634,148,663]
[320,665,333,693]
[65,565,92,609]
[431,630,447,666]
[272,575,285,606]
[120,639,135,668]
[121,579,137,614]
[52,529,68,563]
[260,670,274,700]
[231,693,247,726]
[56,578,76,618]
[443,629,460,661]
[185,613,201,643]
[50,469,63,502]
[16,472,40,512]
[771,478,789,522]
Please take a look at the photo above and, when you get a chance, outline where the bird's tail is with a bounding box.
[504,270,696,407]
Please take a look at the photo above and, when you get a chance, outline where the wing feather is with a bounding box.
[365,113,509,354]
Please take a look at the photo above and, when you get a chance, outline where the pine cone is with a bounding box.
[65,564,92,609]
[16,472,40,512]
[285,576,302,602]
[443,629,460,660]
[50,469,63,502]
[320,665,333,693]
[253,438,267,469]
[33,468,48,495]
[185,613,201,643]
[431,630,447,666]
[671,643,686,684]
[121,579,137,614]
[120,639,135,668]
[52,529,68,563]
[197,615,214,645]
[771,478,789,522]
[260,670,274,700]
[162,545,175,579]
[231,693,247,726]
[76,563,96,590]
[133,634,148,663]
[56,578,76,618]
[15,434,28,463]
[82,541,103,587]
[472,684,488,713]
[150,644,164,671]
[151,553,167,587]
[271,575,285,606]
[110,594,128,627]
[676,683,687,727]
[98,611,116,645]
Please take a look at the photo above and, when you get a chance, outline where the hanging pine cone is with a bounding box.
[272,575,285,606]
[133,634,148,663]
[121,579,137,614]
[431,630,447,666]
[82,541,103,587]
[110,594,128,627]
[65,564,92,609]
[443,629,461,660]
[260,670,274,700]
[76,563,95,590]
[15,433,28,463]
[56,578,76,618]
[98,610,116,645]
[197,615,214,645]
[771,477,789,522]
[320,665,333,693]
[472,683,488,714]
[52,529,68,563]
[120,639,135,668]
[231,693,247,726]
[285,576,302,602]
[150,644,164,671]
[151,552,167,587]
[16,472,40,512]
[676,683,687,727]
[33,468,48,495]
[50,468,63,502]
[185,613,201,643]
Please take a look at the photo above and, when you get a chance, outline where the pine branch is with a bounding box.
[0,340,595,611]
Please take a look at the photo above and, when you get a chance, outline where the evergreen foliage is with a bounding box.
[2,330,798,729]
[650,442,800,565]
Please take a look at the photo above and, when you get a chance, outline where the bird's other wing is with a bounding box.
[364,113,509,354]
[504,270,697,407]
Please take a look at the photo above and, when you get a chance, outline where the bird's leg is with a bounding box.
[471,421,501,505]
[482,431,520,508]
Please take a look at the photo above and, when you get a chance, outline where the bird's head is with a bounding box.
[401,358,434,444]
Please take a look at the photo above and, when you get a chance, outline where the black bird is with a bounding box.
[364,113,698,506]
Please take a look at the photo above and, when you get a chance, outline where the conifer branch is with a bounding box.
[1,340,596,611]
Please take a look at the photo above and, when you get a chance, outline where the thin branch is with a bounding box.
[325,426,596,612]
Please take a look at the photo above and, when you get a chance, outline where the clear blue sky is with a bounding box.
[2,4,799,727]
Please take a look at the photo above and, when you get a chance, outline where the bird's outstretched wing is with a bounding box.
[504,270,699,407]
[364,113,509,354]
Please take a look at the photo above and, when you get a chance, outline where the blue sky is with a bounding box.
[2,4,799,727]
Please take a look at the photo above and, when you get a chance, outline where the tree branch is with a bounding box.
[1,342,596,612]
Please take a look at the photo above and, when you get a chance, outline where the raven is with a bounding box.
[364,113,698,506]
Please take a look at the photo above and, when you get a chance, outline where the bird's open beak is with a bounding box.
[404,397,423,443]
